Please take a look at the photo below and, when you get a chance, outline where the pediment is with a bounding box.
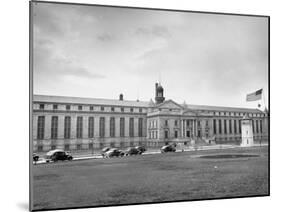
[156,100,184,110]
[182,110,198,116]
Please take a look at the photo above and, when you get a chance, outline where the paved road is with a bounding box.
[32,143,267,165]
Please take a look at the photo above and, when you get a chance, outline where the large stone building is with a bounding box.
[32,83,269,152]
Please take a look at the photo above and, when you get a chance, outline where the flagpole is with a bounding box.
[262,88,266,110]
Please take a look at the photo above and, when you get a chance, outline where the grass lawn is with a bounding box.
[32,146,269,210]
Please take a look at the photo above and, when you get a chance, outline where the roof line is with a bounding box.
[33,94,149,103]
[185,103,261,111]
[33,94,262,111]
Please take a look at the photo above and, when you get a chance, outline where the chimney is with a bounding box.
[119,94,123,101]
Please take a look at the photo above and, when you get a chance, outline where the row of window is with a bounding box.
[152,108,265,118]
[149,119,180,129]
[37,141,146,152]
[148,118,263,136]
[212,111,265,117]
[165,120,179,126]
[37,116,144,140]
[38,104,144,113]
[184,120,207,127]
[149,130,180,139]
[213,119,263,135]
[155,110,264,118]
[150,119,206,129]
[164,130,178,139]
[149,130,158,139]
[149,120,158,128]
[157,108,180,112]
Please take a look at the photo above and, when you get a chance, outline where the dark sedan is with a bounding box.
[135,146,146,154]
[45,149,73,162]
[103,148,125,158]
[124,147,142,156]
[160,144,176,153]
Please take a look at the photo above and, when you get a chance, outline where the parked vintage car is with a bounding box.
[160,144,176,153]
[103,148,125,158]
[101,147,111,158]
[33,153,39,162]
[135,146,146,154]
[45,149,73,162]
[124,147,142,156]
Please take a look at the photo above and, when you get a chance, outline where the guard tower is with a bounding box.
[241,114,254,147]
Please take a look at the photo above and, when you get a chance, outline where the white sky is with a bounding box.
[32,2,268,109]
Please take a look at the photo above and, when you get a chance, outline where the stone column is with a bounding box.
[70,115,77,140]
[202,119,205,138]
[193,119,196,138]
[189,120,191,136]
[105,116,110,139]
[216,119,219,136]
[57,115,64,139]
[116,117,120,138]
[181,119,184,138]
[45,115,51,140]
[82,116,88,139]
[125,117,130,139]
[182,120,184,138]
[94,116,99,138]
[82,116,89,148]
[134,118,139,139]
[184,119,186,138]
[190,119,195,145]
[33,115,38,140]
[185,120,187,137]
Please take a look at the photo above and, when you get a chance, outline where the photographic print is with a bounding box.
[30,1,269,211]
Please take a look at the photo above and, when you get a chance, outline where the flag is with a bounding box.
[246,89,263,101]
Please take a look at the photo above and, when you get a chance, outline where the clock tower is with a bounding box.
[155,82,165,104]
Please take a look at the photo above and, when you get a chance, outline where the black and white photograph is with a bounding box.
[29,1,269,211]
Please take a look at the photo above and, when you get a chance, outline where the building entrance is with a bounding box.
[198,130,201,138]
